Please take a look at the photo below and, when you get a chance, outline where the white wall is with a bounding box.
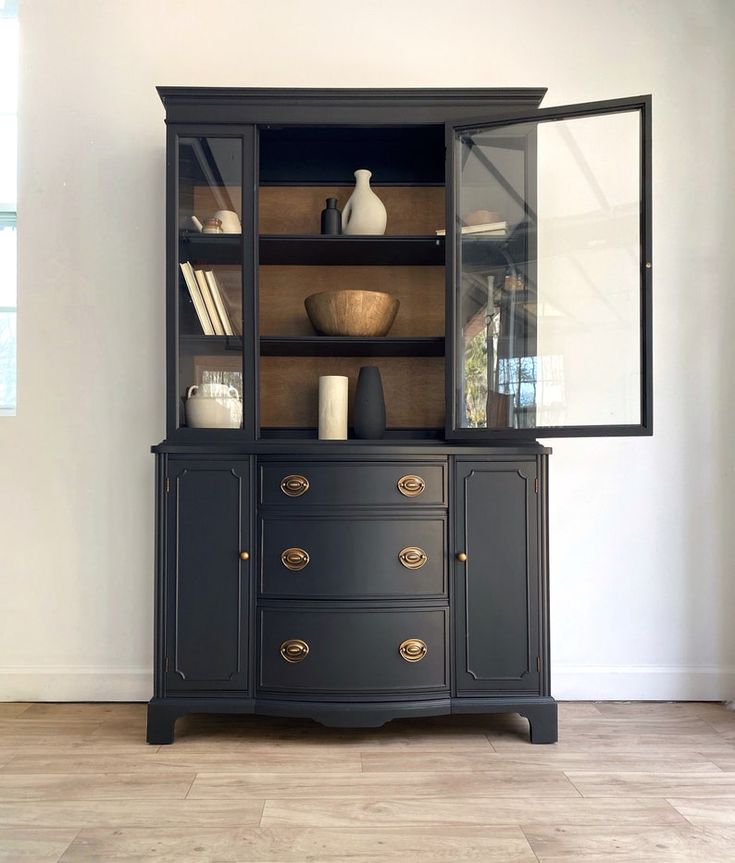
[1,0,733,701]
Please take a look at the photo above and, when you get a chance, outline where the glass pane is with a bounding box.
[454,109,642,431]
[177,137,243,429]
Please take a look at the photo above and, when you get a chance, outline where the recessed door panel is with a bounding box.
[165,460,250,692]
[454,459,540,694]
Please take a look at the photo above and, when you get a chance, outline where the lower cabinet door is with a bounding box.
[454,459,541,694]
[164,460,250,693]
[259,607,449,695]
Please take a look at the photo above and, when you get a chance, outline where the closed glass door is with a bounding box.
[446,97,651,438]
[171,129,256,436]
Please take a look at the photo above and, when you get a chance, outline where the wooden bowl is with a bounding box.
[304,290,400,337]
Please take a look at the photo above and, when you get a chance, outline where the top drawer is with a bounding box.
[259,461,447,507]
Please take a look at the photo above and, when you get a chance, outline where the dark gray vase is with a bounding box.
[354,366,386,439]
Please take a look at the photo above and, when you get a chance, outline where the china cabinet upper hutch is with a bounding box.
[147,87,652,744]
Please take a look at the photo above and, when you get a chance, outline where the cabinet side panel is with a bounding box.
[455,460,540,694]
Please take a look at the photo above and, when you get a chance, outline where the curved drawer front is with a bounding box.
[260,516,446,598]
[260,461,446,507]
[259,607,448,693]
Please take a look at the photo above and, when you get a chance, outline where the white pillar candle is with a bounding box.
[318,375,349,440]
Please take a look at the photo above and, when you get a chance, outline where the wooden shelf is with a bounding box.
[180,231,523,268]
[260,235,444,266]
[179,233,241,265]
[180,233,446,266]
[180,334,444,357]
[261,336,444,357]
[180,334,243,352]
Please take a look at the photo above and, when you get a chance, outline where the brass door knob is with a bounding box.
[398,547,428,570]
[281,547,310,571]
[239,551,250,561]
[280,475,310,497]
[399,638,427,662]
[456,552,467,562]
[280,639,309,663]
[397,475,426,497]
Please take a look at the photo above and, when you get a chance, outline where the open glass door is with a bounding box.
[446,96,651,439]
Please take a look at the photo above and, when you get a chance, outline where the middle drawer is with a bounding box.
[260,516,447,599]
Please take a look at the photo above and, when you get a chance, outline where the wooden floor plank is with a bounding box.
[0,705,30,718]
[566,771,735,797]
[188,769,580,800]
[360,750,723,774]
[0,799,264,829]
[0,738,160,755]
[0,827,78,862]
[0,754,196,776]
[59,825,536,862]
[0,772,194,801]
[260,796,686,828]
[593,702,732,720]
[523,824,735,862]
[21,703,145,722]
[668,797,735,826]
[0,750,362,775]
[0,719,104,738]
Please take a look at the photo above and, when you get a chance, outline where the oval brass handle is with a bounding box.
[399,638,427,662]
[456,552,467,562]
[280,639,309,663]
[239,551,250,561]
[397,475,426,497]
[281,547,310,571]
[398,547,428,570]
[280,474,310,497]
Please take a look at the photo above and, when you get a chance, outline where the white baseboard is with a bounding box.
[552,664,735,701]
[0,665,733,703]
[0,667,152,702]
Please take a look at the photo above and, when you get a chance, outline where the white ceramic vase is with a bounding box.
[342,169,387,235]
[185,383,242,428]
[318,376,348,440]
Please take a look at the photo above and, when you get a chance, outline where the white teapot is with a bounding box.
[185,383,242,428]
[191,210,241,234]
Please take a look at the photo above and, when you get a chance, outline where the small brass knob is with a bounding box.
[239,551,250,561]
[280,639,309,663]
[398,547,428,570]
[397,475,426,497]
[281,547,310,571]
[399,638,427,662]
[280,475,310,497]
[456,552,467,562]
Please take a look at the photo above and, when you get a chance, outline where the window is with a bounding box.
[0,0,17,416]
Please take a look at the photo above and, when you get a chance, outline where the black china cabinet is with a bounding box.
[148,88,652,744]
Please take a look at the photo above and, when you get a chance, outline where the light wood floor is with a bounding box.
[0,702,733,861]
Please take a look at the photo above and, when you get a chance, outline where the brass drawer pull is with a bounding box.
[280,474,310,497]
[281,547,310,571]
[280,639,309,663]
[397,475,425,497]
[398,546,428,570]
[399,638,427,662]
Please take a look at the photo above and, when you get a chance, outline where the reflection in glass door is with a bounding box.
[451,102,648,435]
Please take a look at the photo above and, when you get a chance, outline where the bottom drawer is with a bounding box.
[259,608,448,694]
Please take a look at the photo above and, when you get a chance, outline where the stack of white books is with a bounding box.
[179,261,237,336]
[435,220,507,237]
